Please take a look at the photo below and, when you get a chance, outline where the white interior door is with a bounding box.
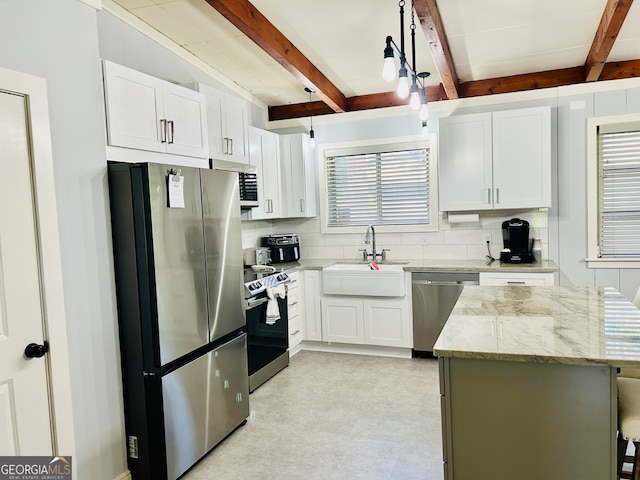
[0,90,53,455]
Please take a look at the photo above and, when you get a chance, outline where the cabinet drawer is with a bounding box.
[287,271,299,283]
[289,315,302,338]
[479,272,555,286]
[288,290,299,317]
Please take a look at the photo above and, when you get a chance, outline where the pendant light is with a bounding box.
[305,87,316,149]
[382,0,431,122]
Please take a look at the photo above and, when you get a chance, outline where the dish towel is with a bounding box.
[265,284,287,325]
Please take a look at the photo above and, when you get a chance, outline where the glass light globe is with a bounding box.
[382,57,396,82]
[410,90,421,110]
[397,76,409,99]
[419,103,429,121]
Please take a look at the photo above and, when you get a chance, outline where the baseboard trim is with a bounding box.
[113,470,131,480]
[300,341,412,358]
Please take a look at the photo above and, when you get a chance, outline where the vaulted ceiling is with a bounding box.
[110,0,640,121]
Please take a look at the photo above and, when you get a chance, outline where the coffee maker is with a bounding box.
[499,218,536,263]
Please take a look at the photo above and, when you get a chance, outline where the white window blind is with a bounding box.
[598,129,640,257]
[325,148,430,227]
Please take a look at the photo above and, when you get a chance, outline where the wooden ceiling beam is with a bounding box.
[599,58,640,80]
[204,0,347,113]
[269,87,447,121]
[458,66,586,98]
[584,0,634,82]
[414,0,460,99]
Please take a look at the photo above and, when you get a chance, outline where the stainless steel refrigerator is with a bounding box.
[108,162,249,480]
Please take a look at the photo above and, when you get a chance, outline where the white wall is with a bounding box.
[0,1,126,478]
[556,84,640,299]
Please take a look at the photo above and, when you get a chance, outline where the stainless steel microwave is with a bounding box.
[209,159,258,208]
[239,172,258,208]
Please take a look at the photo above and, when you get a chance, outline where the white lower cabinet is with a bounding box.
[303,270,322,341]
[479,272,555,286]
[287,271,302,355]
[321,298,364,344]
[320,296,412,348]
[364,298,411,348]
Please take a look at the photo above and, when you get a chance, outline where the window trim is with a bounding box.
[587,113,640,268]
[317,134,438,235]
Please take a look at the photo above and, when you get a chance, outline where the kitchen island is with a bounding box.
[433,285,640,480]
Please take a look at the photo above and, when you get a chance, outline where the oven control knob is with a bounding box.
[277,273,288,282]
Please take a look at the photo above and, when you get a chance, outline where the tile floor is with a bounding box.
[183,350,444,480]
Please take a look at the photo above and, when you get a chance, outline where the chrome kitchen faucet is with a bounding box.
[360,224,389,261]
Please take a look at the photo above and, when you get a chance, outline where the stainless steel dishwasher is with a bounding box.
[412,271,479,357]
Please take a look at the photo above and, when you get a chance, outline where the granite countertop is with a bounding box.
[289,259,558,273]
[433,285,640,367]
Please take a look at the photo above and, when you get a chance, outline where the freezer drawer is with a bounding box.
[162,334,249,480]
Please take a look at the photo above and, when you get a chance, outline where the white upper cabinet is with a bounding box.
[193,83,249,164]
[102,60,208,159]
[438,106,551,211]
[279,133,318,218]
[247,126,282,220]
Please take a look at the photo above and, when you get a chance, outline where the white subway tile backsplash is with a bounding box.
[306,245,345,259]
[443,229,485,245]
[386,245,423,261]
[241,210,549,262]
[423,244,468,260]
[324,234,362,246]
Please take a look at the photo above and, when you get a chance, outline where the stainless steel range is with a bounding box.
[243,268,290,392]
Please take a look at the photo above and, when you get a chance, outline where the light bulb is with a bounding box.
[419,103,429,121]
[309,129,316,149]
[410,90,421,110]
[382,57,396,82]
[397,75,409,99]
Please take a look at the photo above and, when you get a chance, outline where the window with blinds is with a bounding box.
[598,129,640,257]
[325,148,430,227]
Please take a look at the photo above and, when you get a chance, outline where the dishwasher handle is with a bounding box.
[412,280,479,286]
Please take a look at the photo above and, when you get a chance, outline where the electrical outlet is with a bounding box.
[483,234,491,244]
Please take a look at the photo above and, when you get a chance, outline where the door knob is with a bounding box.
[24,342,48,358]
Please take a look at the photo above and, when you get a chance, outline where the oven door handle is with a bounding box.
[246,297,269,309]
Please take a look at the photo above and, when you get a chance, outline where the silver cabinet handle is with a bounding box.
[291,330,300,335]
[487,188,491,204]
[495,187,499,204]
[507,281,526,285]
[289,301,299,306]
[160,119,167,143]
[229,138,233,155]
[300,199,304,212]
[167,120,174,144]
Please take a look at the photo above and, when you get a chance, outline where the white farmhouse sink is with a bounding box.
[322,263,406,297]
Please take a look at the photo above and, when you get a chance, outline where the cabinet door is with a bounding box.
[363,298,411,347]
[438,112,493,211]
[248,126,282,219]
[163,82,208,158]
[201,86,227,160]
[303,270,322,341]
[224,95,249,164]
[103,60,165,152]
[280,133,311,218]
[321,297,364,344]
[492,106,551,209]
